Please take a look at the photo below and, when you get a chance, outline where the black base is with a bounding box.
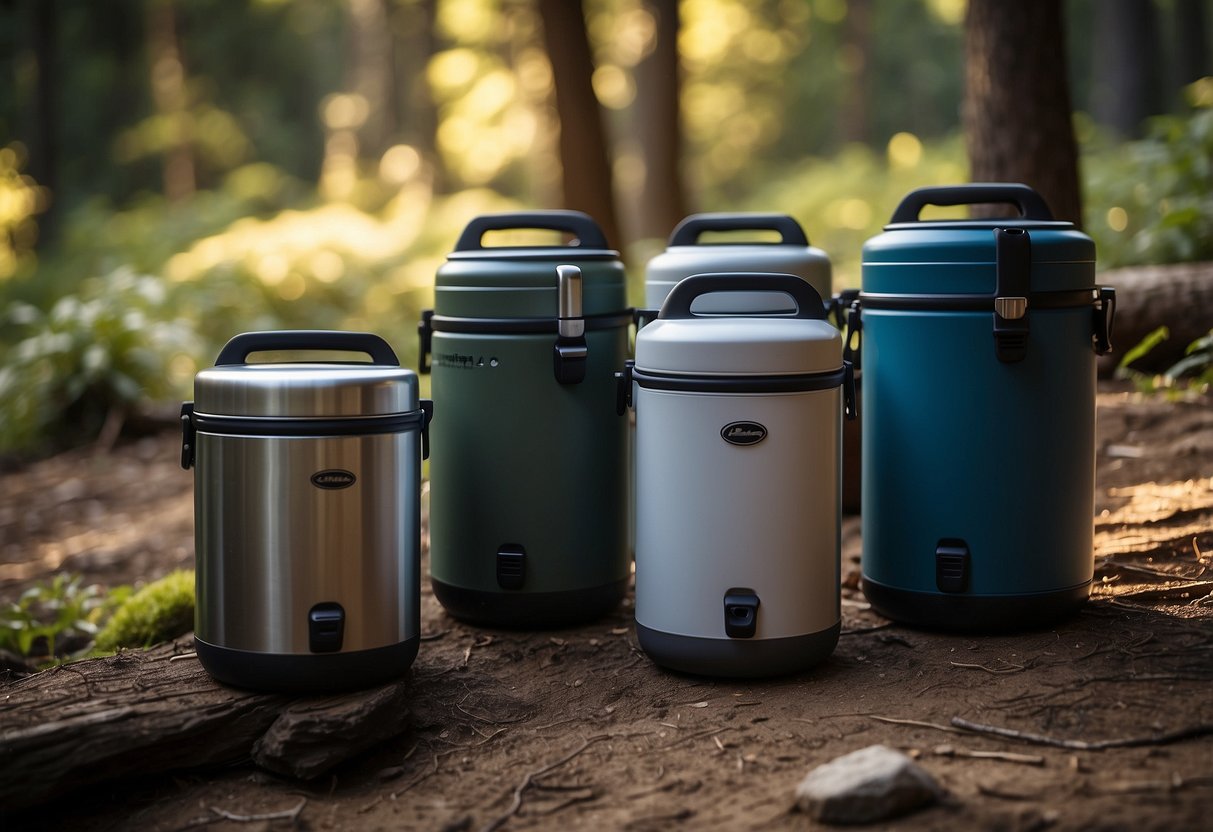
[636,621,840,679]
[861,577,1091,633]
[432,577,627,629]
[195,636,418,693]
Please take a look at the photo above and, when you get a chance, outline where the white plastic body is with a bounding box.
[633,384,842,641]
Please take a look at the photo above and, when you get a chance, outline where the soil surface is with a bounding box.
[2,381,1212,831]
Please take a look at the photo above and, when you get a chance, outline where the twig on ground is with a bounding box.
[642,726,733,753]
[480,734,608,832]
[976,783,1036,801]
[931,744,1044,766]
[168,652,197,662]
[869,715,964,734]
[420,630,448,642]
[951,717,1213,750]
[208,798,306,823]
[949,660,1026,674]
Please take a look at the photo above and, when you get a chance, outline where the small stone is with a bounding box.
[794,744,944,824]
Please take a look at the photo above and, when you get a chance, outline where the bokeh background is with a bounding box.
[1,0,1211,458]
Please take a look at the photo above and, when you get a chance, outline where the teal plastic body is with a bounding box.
[858,184,1115,631]
[421,211,630,627]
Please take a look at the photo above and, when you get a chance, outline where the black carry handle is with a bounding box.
[215,331,400,366]
[453,210,609,251]
[668,213,809,246]
[889,183,1054,224]
[659,273,828,321]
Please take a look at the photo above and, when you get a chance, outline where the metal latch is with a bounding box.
[993,228,1031,363]
[179,402,196,470]
[615,360,635,415]
[418,309,434,374]
[1093,286,1116,355]
[843,300,863,372]
[419,399,434,460]
[843,360,857,421]
[553,265,587,385]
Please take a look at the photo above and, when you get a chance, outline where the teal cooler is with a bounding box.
[419,211,630,628]
[859,184,1116,630]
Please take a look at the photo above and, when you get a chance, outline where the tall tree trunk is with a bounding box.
[632,0,686,243]
[394,0,443,190]
[1091,0,1163,137]
[840,0,872,145]
[147,0,195,203]
[537,0,623,253]
[1173,0,1210,100]
[29,0,58,244]
[963,0,1083,226]
[346,0,395,159]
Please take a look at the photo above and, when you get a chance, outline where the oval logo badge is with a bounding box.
[311,469,356,490]
[721,422,767,446]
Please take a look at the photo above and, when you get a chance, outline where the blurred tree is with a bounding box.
[393,0,443,190]
[963,0,1083,225]
[538,0,621,251]
[1174,0,1211,100]
[632,0,686,241]
[1091,0,1163,137]
[840,0,872,144]
[28,0,58,242]
[146,0,195,203]
[345,0,395,159]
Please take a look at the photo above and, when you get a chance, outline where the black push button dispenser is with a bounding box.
[496,544,526,590]
[935,540,970,593]
[308,603,345,653]
[724,588,760,638]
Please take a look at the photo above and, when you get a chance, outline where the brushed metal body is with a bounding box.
[194,429,420,654]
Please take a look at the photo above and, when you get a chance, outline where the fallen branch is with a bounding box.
[480,734,608,832]
[951,717,1213,750]
[931,744,1044,766]
[642,726,733,753]
[949,661,1026,674]
[209,798,307,823]
[869,715,963,734]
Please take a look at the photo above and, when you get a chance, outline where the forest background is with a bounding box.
[1,0,1211,458]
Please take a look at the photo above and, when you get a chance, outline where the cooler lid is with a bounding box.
[193,331,418,418]
[863,184,1095,294]
[647,213,831,283]
[436,211,626,318]
[634,274,842,377]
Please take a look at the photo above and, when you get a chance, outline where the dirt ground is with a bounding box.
[2,381,1211,831]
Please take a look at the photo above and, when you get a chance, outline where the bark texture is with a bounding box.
[537,0,623,252]
[0,639,411,810]
[632,0,687,242]
[963,0,1082,226]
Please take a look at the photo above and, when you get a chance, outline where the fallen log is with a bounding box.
[0,638,411,810]
[1098,261,1213,375]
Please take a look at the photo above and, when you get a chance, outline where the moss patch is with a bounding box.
[94,570,195,652]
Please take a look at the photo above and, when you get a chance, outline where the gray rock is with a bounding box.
[795,744,944,824]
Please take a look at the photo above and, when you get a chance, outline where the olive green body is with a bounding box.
[424,211,630,627]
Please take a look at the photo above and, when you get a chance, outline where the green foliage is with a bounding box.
[0,268,202,454]
[1115,326,1213,397]
[1084,78,1213,268]
[1117,326,1170,374]
[94,570,195,653]
[0,573,129,665]
[742,135,968,287]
